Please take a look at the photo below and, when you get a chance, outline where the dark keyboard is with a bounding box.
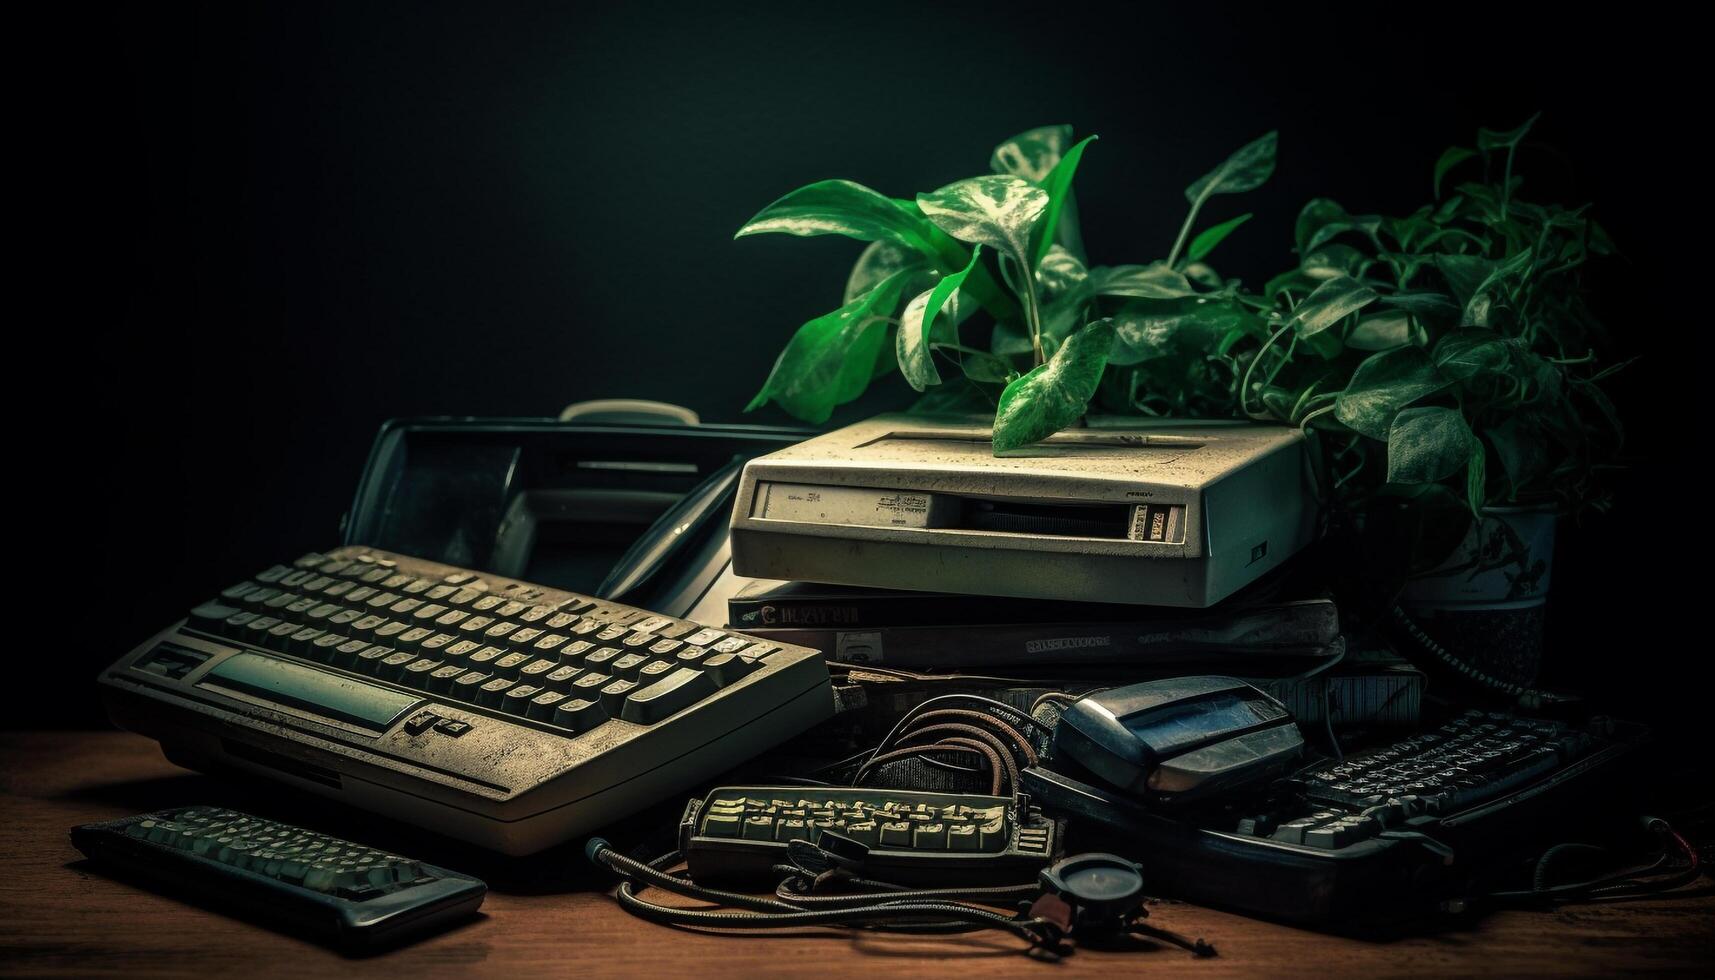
[1258,711,1600,848]
[71,806,486,948]
[99,547,834,854]
[1023,710,1643,926]
[680,786,1060,886]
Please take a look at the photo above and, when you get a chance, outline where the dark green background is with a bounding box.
[23,1,1697,726]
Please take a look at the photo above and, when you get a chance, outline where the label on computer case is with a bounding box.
[1129,504,1185,543]
[755,482,938,528]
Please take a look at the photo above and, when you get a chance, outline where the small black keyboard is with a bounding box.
[680,786,1060,886]
[1023,710,1643,926]
[1251,711,1601,848]
[71,806,486,948]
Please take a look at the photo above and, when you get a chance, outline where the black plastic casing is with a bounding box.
[1051,676,1303,802]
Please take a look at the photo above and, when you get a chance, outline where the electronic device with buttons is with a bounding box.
[1023,709,1647,926]
[71,806,487,949]
[678,786,1060,885]
[728,414,1315,607]
[97,546,835,854]
[1050,676,1305,804]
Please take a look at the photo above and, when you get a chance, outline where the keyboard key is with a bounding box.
[403,658,443,685]
[378,651,419,680]
[188,601,241,631]
[620,667,716,724]
[519,658,557,681]
[475,677,515,707]
[502,684,542,715]
[451,671,490,698]
[526,690,567,720]
[392,627,431,650]
[386,596,423,617]
[703,653,762,686]
[492,652,531,676]
[444,639,482,660]
[583,647,624,671]
[598,679,637,714]
[517,605,555,625]
[551,697,607,733]
[458,616,495,636]
[611,653,650,678]
[544,665,582,689]
[427,664,467,693]
[421,633,457,654]
[467,645,507,667]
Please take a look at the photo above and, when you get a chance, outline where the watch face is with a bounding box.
[1046,854,1145,905]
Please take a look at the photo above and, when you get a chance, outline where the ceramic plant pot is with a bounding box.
[1399,506,1556,686]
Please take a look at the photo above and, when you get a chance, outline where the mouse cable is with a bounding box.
[1389,603,1567,712]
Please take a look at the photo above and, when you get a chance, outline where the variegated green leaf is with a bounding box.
[992,319,1116,453]
[897,248,981,392]
[1433,147,1475,199]
[1295,198,1381,255]
[1036,244,1088,295]
[1334,346,1451,440]
[745,270,913,424]
[1184,131,1278,205]
[1088,263,1196,299]
[990,124,1073,182]
[1288,275,1378,345]
[1301,243,1372,280]
[1387,407,1474,484]
[1347,311,1427,351]
[1108,297,1261,367]
[1186,212,1253,263]
[737,179,937,256]
[1476,112,1539,153]
[916,176,1049,273]
[845,240,929,304]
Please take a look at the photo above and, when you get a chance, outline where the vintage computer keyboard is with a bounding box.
[97,547,834,854]
[1023,710,1646,925]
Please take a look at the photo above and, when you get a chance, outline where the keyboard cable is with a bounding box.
[585,840,1069,957]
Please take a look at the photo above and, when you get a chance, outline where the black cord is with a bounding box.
[587,839,1062,951]
[1390,603,1561,710]
[1482,817,1705,904]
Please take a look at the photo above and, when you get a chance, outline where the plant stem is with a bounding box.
[1240,317,1295,420]
[1023,268,1044,365]
[1166,195,1207,270]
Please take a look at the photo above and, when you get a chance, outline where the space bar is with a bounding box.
[199,652,422,731]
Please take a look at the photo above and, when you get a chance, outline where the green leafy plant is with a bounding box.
[1248,114,1625,533]
[737,125,1278,452]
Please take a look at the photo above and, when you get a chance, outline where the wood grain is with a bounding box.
[1,731,1708,978]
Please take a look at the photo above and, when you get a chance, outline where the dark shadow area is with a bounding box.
[19,0,1702,732]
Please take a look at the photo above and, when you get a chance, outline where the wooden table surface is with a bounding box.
[1,730,1709,978]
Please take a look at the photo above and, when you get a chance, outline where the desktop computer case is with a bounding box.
[730,415,1316,607]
